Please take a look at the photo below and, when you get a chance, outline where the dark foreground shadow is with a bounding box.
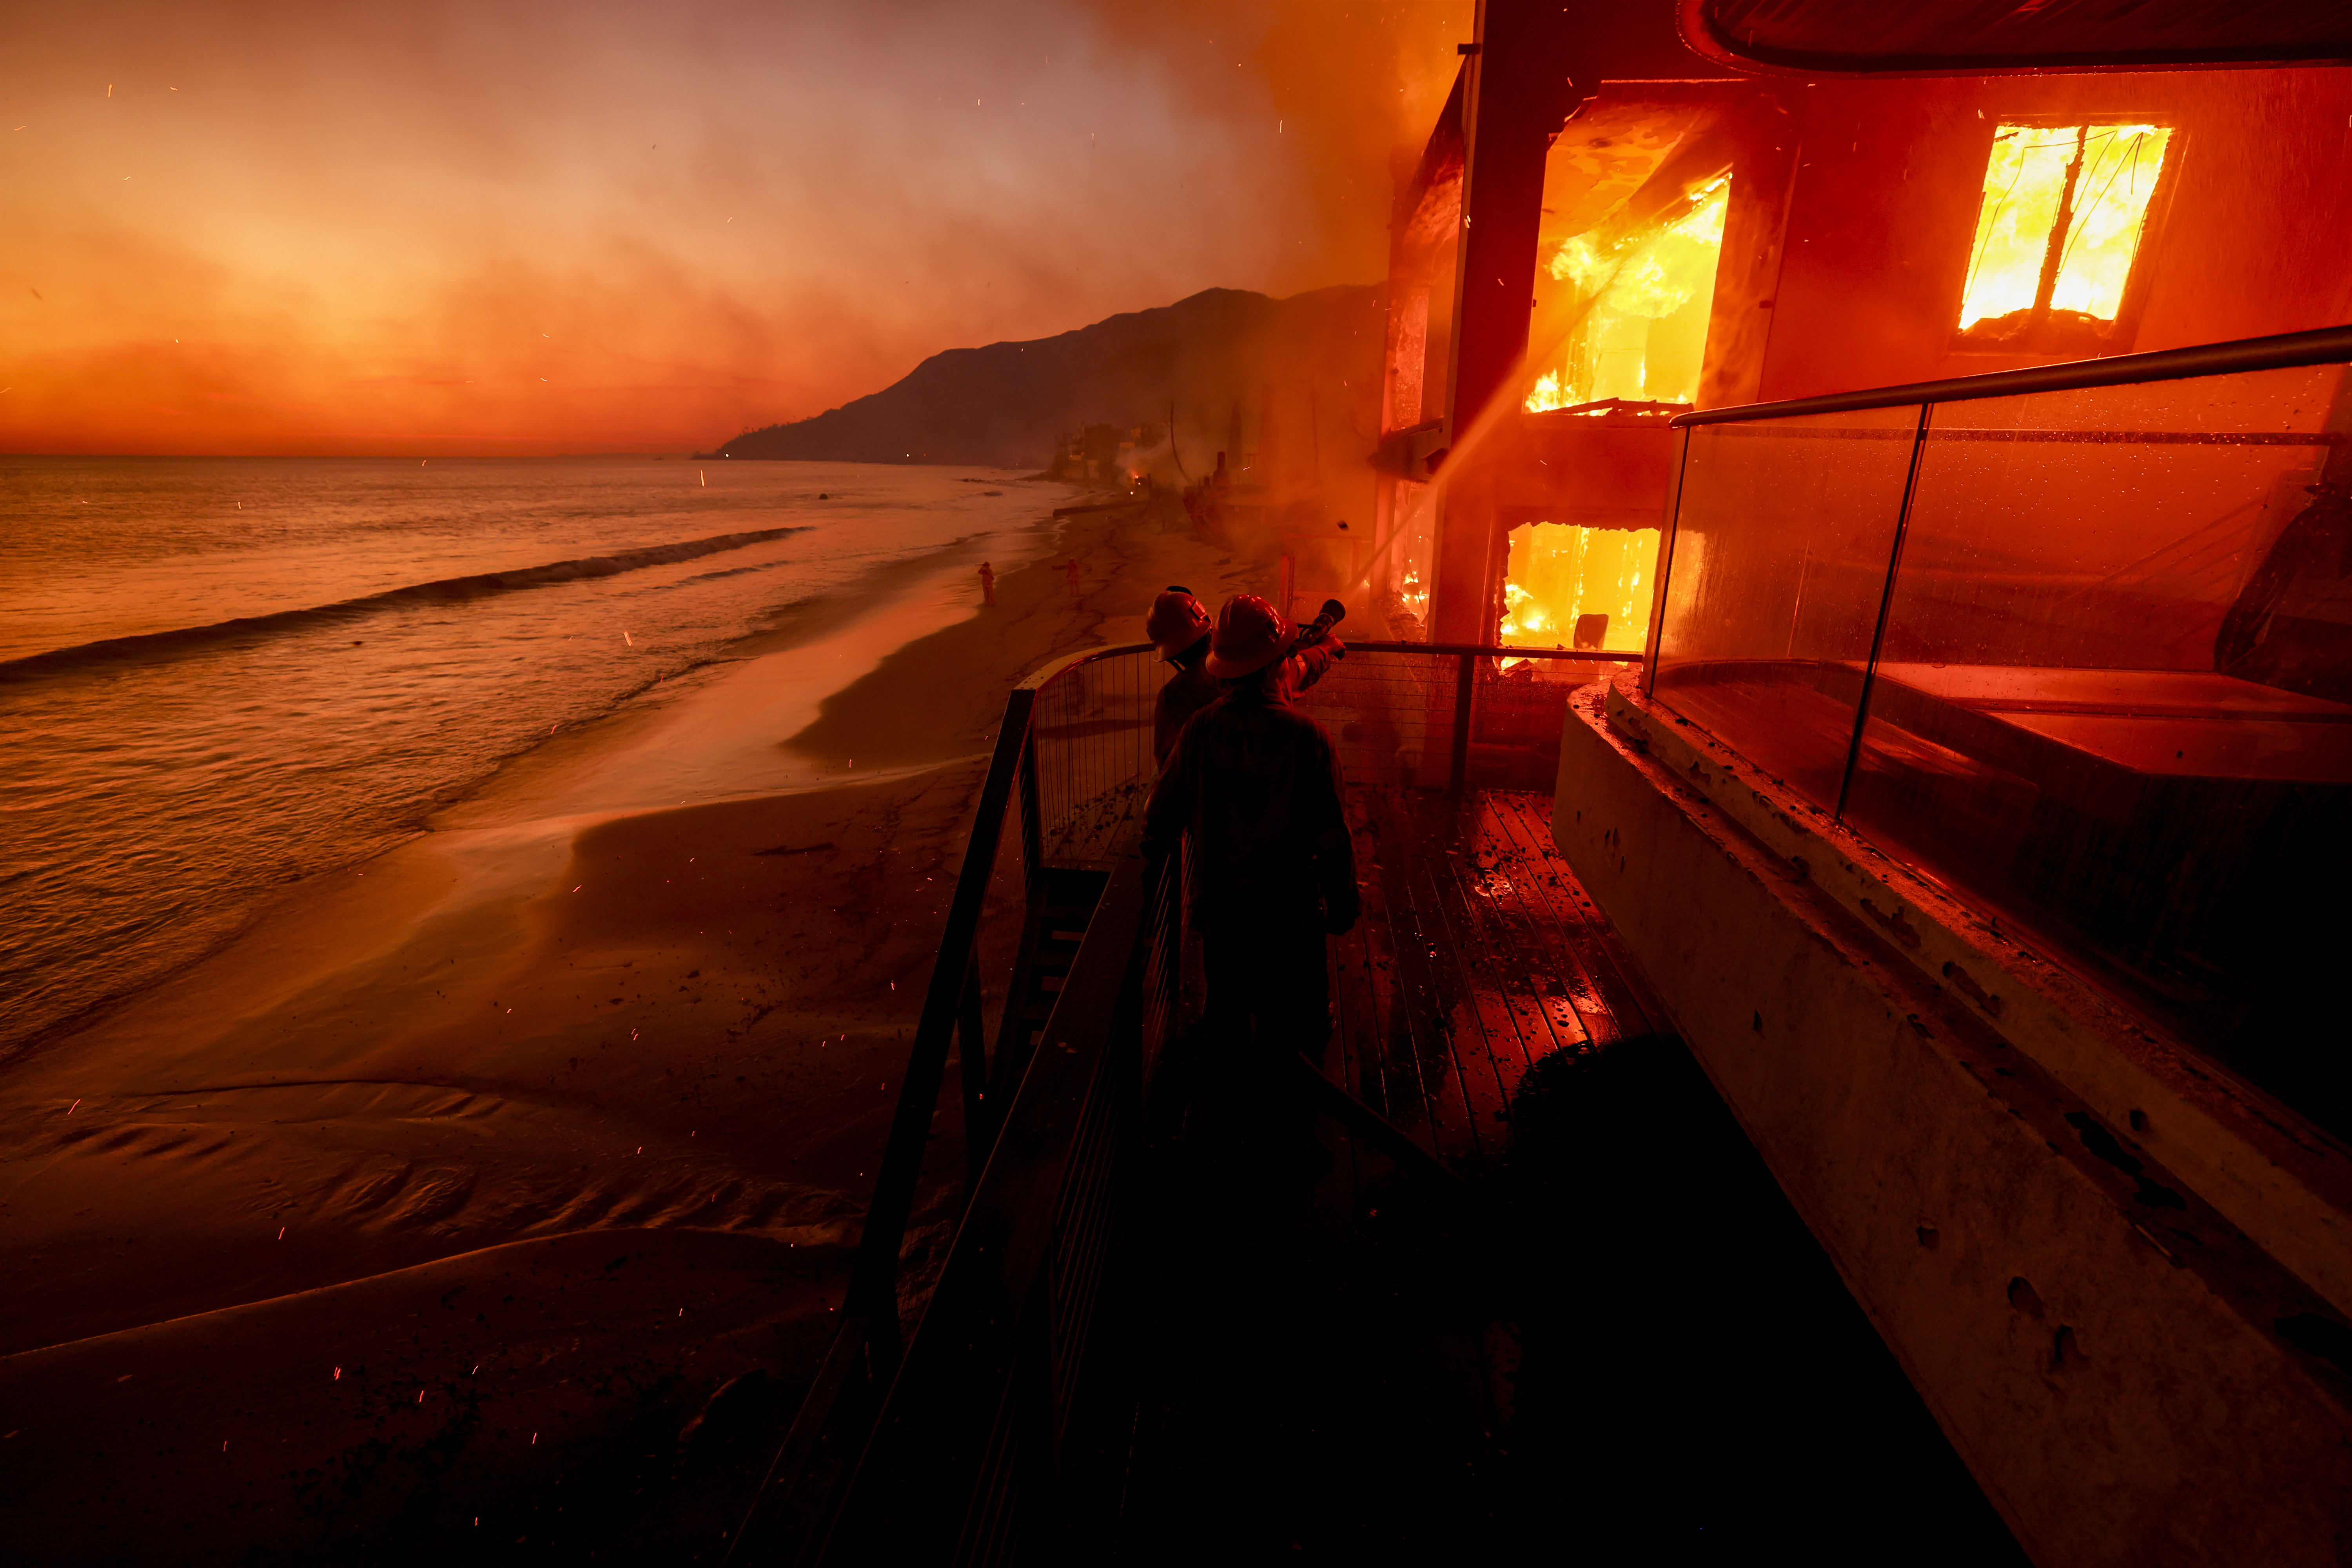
[1105,1029,2031,1566]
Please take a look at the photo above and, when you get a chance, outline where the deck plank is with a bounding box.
[1293,787,1673,1185]
[1459,799,1578,1067]
[1426,803,1572,1102]
[1358,789,1484,1170]
[1346,796,1436,1150]
[1395,795,1504,1172]
[1400,828,1518,1153]
[1465,797,1598,1061]
[1482,792,1662,1044]
[1361,809,1460,1164]
[1477,794,1622,1020]
[1330,892,1382,1111]
[1327,913,1381,1208]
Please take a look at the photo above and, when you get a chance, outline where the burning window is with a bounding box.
[1498,523,1660,652]
[1526,178,1728,412]
[1958,123,2172,351]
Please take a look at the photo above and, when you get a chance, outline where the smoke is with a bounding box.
[1075,2,1474,283]
[0,0,1468,454]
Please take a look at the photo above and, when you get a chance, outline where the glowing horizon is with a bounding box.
[1,1,1469,456]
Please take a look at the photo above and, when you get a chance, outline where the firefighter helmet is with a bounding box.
[1145,586,1213,661]
[1205,593,1291,679]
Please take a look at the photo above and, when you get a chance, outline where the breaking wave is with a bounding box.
[0,525,811,682]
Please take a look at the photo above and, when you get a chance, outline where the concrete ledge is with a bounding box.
[1593,673,2352,1324]
[1552,673,2352,1566]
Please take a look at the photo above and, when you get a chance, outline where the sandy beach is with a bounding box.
[0,490,1263,1563]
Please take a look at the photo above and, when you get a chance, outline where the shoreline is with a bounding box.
[0,486,1270,1562]
[1,483,1055,1070]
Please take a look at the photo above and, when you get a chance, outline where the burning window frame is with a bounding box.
[1953,115,2184,357]
[1525,172,1733,415]
[1496,518,1662,656]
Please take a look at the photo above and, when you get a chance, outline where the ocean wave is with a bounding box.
[0,525,812,682]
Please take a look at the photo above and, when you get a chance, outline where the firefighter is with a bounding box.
[1143,593,1359,1092]
[1147,586,1218,765]
[1148,588,1347,765]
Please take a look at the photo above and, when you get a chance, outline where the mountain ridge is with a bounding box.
[711,285,1382,470]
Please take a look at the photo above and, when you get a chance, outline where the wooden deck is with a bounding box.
[1105,784,2027,1565]
[1325,786,1663,1181]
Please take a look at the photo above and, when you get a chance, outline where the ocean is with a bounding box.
[0,456,1055,1055]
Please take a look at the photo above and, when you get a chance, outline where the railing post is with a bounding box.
[1448,649,1477,794]
[1645,425,1692,697]
[958,957,992,1189]
[839,686,1038,1374]
[1018,727,1043,887]
[1835,401,1935,821]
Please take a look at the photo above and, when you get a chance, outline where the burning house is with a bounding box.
[731,6,2352,1564]
[1519,3,2352,1561]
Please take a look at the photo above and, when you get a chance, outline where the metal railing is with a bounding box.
[1668,323,2352,427]
[728,635,1619,1563]
[1027,640,1638,863]
[724,650,1080,1566]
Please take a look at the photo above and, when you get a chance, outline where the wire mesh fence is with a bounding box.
[1028,648,1159,866]
[1022,641,1635,867]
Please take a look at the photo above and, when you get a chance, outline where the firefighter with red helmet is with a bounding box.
[1146,586,1219,765]
[1144,593,1359,1086]
[1146,586,1347,764]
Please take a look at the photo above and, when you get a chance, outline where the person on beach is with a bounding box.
[1147,587,1348,765]
[1143,594,1359,1144]
[979,561,996,607]
[1064,559,1082,596]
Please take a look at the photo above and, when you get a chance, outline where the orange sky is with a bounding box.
[0,1,1468,455]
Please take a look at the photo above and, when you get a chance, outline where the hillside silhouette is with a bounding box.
[713,286,1381,470]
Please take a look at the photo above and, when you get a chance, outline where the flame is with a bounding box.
[1526,178,1728,412]
[1959,124,2170,335]
[1497,523,1660,652]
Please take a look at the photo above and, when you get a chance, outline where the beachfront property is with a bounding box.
[732,4,2352,1563]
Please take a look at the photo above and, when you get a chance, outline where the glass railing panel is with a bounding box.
[1652,404,1924,810]
[1841,362,2352,1132]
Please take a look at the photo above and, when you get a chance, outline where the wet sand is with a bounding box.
[0,492,1263,1563]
